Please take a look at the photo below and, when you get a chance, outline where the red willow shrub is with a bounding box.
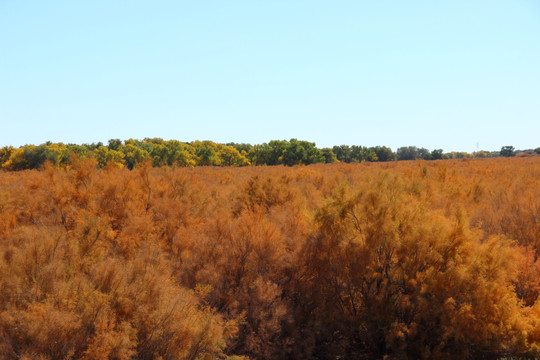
[0,157,539,359]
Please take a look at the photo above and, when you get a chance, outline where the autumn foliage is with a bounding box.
[0,157,539,359]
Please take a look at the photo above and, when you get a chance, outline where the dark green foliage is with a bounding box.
[431,149,444,160]
[501,145,515,157]
[332,145,353,163]
[282,139,324,166]
[107,138,123,151]
[196,146,220,166]
[1,139,535,171]
[320,148,338,163]
[372,146,396,161]
[396,146,419,160]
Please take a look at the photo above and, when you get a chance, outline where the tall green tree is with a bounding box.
[195,145,221,166]
[396,146,419,160]
[93,146,125,168]
[372,146,396,162]
[321,148,338,163]
[332,145,353,163]
[431,149,444,160]
[500,146,515,157]
[120,144,151,169]
[108,138,123,151]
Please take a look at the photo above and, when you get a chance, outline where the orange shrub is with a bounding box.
[0,157,539,359]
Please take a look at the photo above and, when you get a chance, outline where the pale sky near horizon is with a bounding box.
[1,1,539,152]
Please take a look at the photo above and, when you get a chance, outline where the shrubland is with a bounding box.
[0,157,539,359]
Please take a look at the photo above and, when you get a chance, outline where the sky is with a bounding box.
[1,1,539,152]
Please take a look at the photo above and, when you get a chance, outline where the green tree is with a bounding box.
[0,146,14,169]
[321,148,338,163]
[195,146,221,166]
[473,151,488,158]
[267,140,288,165]
[65,144,90,162]
[500,146,515,157]
[93,146,125,168]
[396,146,418,160]
[417,147,432,160]
[282,139,324,166]
[166,140,197,166]
[125,138,154,154]
[372,146,396,162]
[332,145,353,163]
[14,144,68,169]
[349,145,365,162]
[430,149,443,160]
[217,144,250,166]
[120,144,151,169]
[25,145,55,169]
[2,147,28,170]
[247,144,271,165]
[108,138,123,151]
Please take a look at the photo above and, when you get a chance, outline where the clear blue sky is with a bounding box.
[1,1,539,152]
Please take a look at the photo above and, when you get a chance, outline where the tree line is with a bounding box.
[0,138,538,170]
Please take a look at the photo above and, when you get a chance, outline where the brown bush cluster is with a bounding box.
[0,157,539,359]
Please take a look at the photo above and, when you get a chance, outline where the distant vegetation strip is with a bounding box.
[0,139,538,170]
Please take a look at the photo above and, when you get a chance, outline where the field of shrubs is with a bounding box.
[0,157,539,359]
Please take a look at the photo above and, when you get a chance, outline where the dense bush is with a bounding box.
[0,157,539,359]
